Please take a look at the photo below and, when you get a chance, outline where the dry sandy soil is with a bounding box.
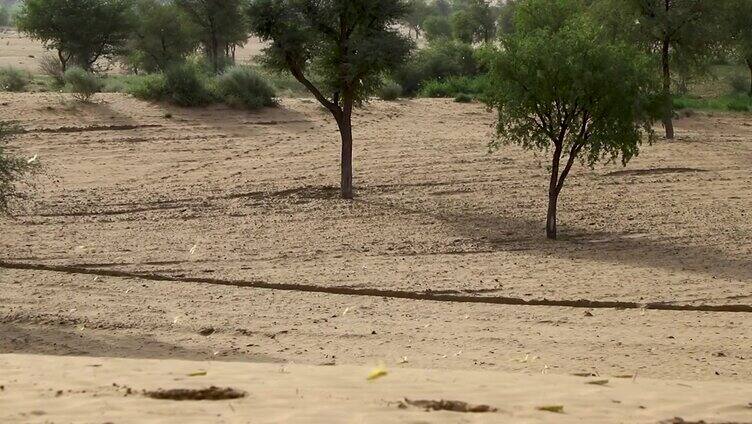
[0,90,751,422]
[3,353,752,423]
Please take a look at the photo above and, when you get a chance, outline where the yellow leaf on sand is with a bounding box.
[367,366,388,381]
[188,371,207,377]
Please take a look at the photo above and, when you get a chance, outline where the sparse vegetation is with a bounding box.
[38,55,65,87]
[378,81,404,101]
[64,67,103,102]
[0,122,37,216]
[0,67,30,92]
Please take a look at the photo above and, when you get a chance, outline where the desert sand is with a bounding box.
[0,83,751,421]
[2,353,752,423]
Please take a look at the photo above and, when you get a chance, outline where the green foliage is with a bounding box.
[423,15,453,41]
[419,75,488,98]
[403,0,432,39]
[0,4,11,27]
[127,0,201,73]
[164,63,214,107]
[450,0,498,43]
[378,81,403,101]
[454,93,473,103]
[215,66,277,109]
[16,0,133,71]
[0,122,37,216]
[0,67,30,92]
[64,67,103,102]
[485,2,659,238]
[126,74,168,101]
[729,73,750,95]
[395,39,480,95]
[248,0,414,107]
[673,94,752,112]
[175,0,248,73]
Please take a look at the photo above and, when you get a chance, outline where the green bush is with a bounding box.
[215,66,276,110]
[454,93,473,103]
[126,74,167,101]
[394,40,480,95]
[64,67,102,101]
[164,63,213,107]
[378,81,403,101]
[727,97,750,112]
[420,75,489,98]
[729,73,750,95]
[0,67,29,92]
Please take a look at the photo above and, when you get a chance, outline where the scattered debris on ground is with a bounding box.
[399,398,498,413]
[143,386,246,401]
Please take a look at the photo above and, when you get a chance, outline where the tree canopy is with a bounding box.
[15,0,133,71]
[247,0,413,199]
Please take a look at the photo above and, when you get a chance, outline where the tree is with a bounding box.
[0,122,36,216]
[485,8,658,239]
[595,0,724,139]
[126,0,200,73]
[15,0,133,71]
[403,0,432,39]
[175,0,248,73]
[433,0,453,17]
[0,4,11,27]
[247,0,413,199]
[451,0,497,43]
[727,0,752,96]
[423,15,453,41]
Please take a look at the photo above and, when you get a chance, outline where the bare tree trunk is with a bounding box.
[748,59,752,97]
[661,36,674,140]
[337,107,354,200]
[546,144,563,240]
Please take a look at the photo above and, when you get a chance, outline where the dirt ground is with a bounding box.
[0,90,750,393]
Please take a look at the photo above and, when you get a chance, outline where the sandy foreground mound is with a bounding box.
[1,353,751,424]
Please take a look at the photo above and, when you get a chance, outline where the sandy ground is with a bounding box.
[0,89,750,422]
[2,353,752,423]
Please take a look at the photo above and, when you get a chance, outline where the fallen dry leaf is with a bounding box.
[536,405,564,413]
[401,398,497,413]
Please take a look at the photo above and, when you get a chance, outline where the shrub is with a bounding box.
[126,74,167,101]
[423,15,452,41]
[727,97,750,112]
[378,81,403,101]
[0,122,37,215]
[454,93,473,103]
[0,67,29,92]
[164,63,213,107]
[394,40,480,95]
[729,73,750,95]
[38,55,64,86]
[215,66,276,109]
[64,67,102,102]
[420,75,490,98]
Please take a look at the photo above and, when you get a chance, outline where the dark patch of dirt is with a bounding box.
[144,386,246,401]
[399,398,498,413]
[605,167,707,177]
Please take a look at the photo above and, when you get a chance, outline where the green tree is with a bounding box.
[247,0,414,199]
[15,0,133,71]
[0,4,11,27]
[127,0,200,73]
[727,0,752,96]
[423,15,453,41]
[175,0,248,73]
[595,0,725,139]
[451,0,497,43]
[403,0,432,39]
[485,8,658,239]
[433,0,453,17]
[0,122,36,216]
